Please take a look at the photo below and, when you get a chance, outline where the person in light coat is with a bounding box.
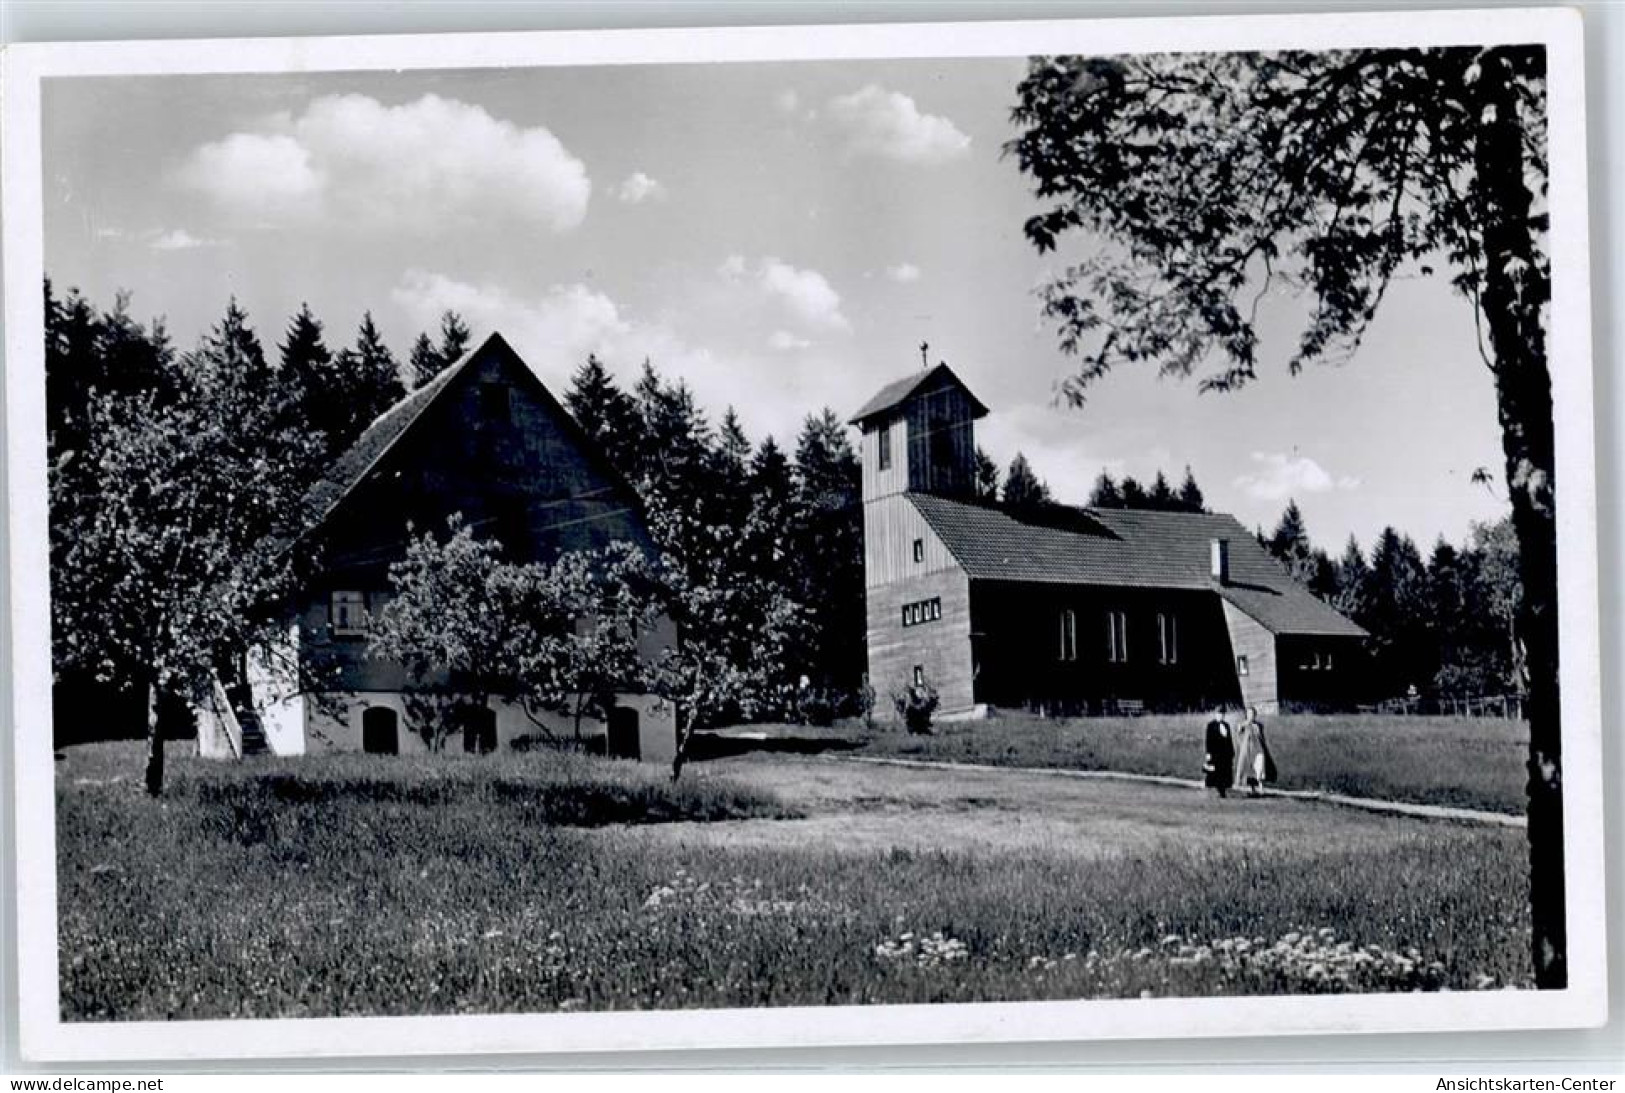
[1233,705,1277,798]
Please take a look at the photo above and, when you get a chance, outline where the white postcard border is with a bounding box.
[3,7,1606,1063]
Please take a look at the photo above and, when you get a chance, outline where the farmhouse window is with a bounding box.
[1157,613,1178,665]
[902,597,941,628]
[913,538,925,563]
[913,665,925,687]
[1106,610,1128,663]
[330,590,366,636]
[1058,609,1078,661]
[1237,655,1250,676]
[878,424,893,471]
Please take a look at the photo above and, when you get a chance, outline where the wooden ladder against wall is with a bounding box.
[209,675,272,757]
[209,675,244,759]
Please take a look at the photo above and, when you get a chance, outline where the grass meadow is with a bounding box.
[57,739,1532,1020]
[852,713,1528,814]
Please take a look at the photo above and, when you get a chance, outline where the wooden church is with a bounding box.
[851,363,1366,718]
[196,333,677,762]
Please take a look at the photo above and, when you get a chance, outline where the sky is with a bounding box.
[41,57,1513,553]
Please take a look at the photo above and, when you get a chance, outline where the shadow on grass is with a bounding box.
[190,761,797,849]
[685,731,866,761]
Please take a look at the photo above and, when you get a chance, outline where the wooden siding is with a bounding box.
[972,584,1241,713]
[860,415,910,501]
[903,380,978,499]
[1221,600,1279,714]
[1275,634,1369,710]
[865,568,976,716]
[303,347,662,696]
[863,494,960,588]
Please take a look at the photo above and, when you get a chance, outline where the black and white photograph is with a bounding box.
[1,8,1608,1063]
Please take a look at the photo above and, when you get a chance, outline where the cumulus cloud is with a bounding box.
[1233,452,1360,501]
[885,262,921,283]
[389,269,882,453]
[392,271,627,369]
[615,171,667,204]
[767,330,811,352]
[719,254,849,333]
[180,132,321,216]
[149,228,224,251]
[826,85,971,164]
[179,94,590,232]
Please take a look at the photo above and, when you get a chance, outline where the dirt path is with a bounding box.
[834,754,1527,829]
[606,753,1526,861]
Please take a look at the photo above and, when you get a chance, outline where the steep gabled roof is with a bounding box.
[908,493,1365,638]
[300,347,475,530]
[849,362,990,426]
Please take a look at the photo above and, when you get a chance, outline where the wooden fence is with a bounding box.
[1360,693,1527,720]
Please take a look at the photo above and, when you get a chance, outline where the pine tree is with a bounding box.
[407,310,472,388]
[1001,452,1050,511]
[279,303,341,456]
[634,362,713,518]
[1334,535,1371,620]
[790,409,865,693]
[1149,470,1175,510]
[710,407,755,528]
[45,280,105,455]
[438,311,472,368]
[1177,465,1206,513]
[330,312,406,452]
[1268,500,1317,586]
[565,354,643,479]
[1088,470,1123,508]
[1308,548,1339,602]
[408,333,440,391]
[750,437,795,522]
[1366,527,1433,694]
[973,447,1001,504]
[1119,475,1148,509]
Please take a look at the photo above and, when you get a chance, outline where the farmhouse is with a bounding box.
[197,333,677,762]
[853,364,1367,718]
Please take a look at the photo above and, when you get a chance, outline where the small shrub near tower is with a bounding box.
[893,678,940,735]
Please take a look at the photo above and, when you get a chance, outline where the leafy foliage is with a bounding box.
[368,518,659,750]
[46,286,489,789]
[1010,45,1563,985]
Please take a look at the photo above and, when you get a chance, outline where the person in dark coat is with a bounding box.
[1203,704,1235,797]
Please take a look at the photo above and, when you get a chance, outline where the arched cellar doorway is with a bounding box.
[361,707,399,755]
[462,705,497,755]
[607,706,640,760]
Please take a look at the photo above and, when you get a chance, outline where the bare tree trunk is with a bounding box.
[670,705,692,783]
[144,681,166,797]
[1474,47,1564,988]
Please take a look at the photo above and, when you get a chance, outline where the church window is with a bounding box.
[1106,611,1129,663]
[1059,609,1078,661]
[1158,613,1178,665]
[902,597,941,628]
